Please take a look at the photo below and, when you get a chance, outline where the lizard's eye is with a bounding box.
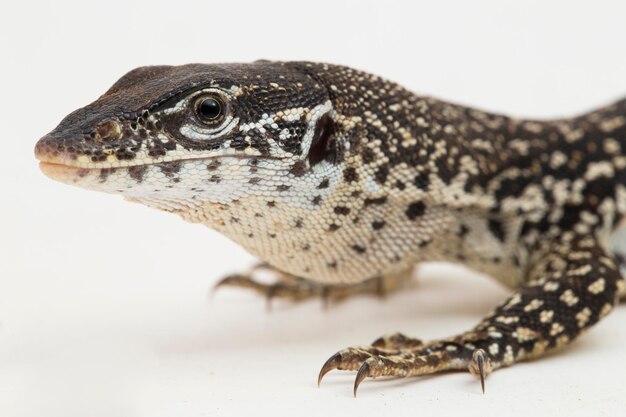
[194,95,225,125]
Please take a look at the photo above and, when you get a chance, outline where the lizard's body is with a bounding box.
[35,62,625,394]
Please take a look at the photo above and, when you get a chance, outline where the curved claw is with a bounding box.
[317,352,342,387]
[210,275,236,298]
[473,349,486,394]
[212,274,244,291]
[353,361,370,397]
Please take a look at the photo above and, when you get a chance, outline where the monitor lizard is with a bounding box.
[34,61,626,396]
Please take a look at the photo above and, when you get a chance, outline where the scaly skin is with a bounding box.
[35,61,625,395]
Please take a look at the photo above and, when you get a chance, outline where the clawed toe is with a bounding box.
[318,352,342,387]
[212,269,317,302]
[469,349,491,394]
[213,274,252,289]
[354,359,373,397]
[213,267,413,307]
[318,341,492,396]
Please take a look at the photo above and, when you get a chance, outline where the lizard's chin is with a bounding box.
[37,161,157,201]
[37,161,122,194]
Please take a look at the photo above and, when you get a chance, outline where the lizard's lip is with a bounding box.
[39,161,82,170]
[38,161,85,172]
[38,161,93,183]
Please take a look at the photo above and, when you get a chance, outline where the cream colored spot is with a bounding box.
[574,223,590,234]
[600,303,613,318]
[544,281,560,292]
[556,334,570,347]
[599,256,616,269]
[550,322,564,336]
[567,251,592,261]
[559,289,579,306]
[503,345,514,365]
[549,151,567,169]
[603,138,621,154]
[489,343,499,355]
[514,327,540,342]
[599,116,626,132]
[576,307,592,328]
[532,340,550,355]
[524,299,544,312]
[579,236,596,248]
[496,315,519,324]
[614,156,626,169]
[583,161,614,181]
[587,278,606,294]
[504,293,522,309]
[568,264,592,276]
[539,310,554,323]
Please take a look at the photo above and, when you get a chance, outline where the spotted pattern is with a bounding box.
[35,61,626,390]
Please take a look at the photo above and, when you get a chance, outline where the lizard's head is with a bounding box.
[35,62,373,282]
[35,62,347,208]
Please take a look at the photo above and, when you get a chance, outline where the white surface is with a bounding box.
[1,1,626,416]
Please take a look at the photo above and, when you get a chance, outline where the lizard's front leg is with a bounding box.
[319,232,623,395]
[214,263,413,306]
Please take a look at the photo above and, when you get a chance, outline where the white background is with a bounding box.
[1,1,626,416]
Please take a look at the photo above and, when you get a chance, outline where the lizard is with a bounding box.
[34,61,626,396]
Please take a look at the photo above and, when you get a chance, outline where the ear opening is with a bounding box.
[308,114,336,166]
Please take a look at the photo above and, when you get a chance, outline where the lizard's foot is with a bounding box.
[320,234,623,396]
[214,263,412,307]
[318,331,493,396]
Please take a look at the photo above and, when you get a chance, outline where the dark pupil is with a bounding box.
[198,98,221,120]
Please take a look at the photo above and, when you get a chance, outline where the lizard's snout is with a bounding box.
[34,132,81,168]
[35,119,127,168]
[34,133,60,164]
[35,133,88,184]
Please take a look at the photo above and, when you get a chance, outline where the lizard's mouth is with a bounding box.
[36,160,113,187]
[38,161,91,181]
[35,132,291,192]
[35,148,289,194]
[35,140,119,184]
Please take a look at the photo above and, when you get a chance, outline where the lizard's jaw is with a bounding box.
[35,136,295,209]
[35,137,120,191]
[38,161,92,184]
[36,158,142,196]
[34,137,103,188]
[35,132,209,195]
